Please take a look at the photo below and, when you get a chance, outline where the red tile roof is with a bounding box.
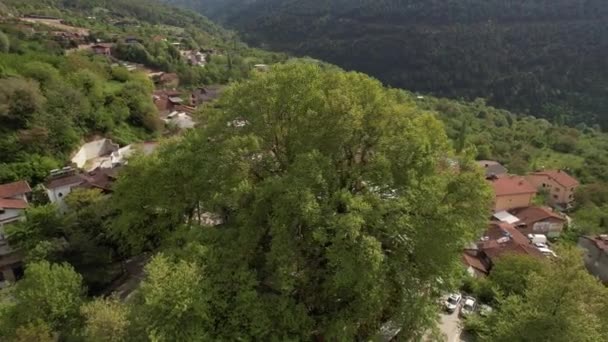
[480,222,544,259]
[531,170,579,188]
[0,198,28,209]
[510,206,565,226]
[45,174,86,189]
[462,250,489,274]
[0,180,32,198]
[489,175,537,197]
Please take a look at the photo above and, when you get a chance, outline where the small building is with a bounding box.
[526,170,579,208]
[91,43,113,56]
[0,180,31,286]
[0,181,31,228]
[71,138,120,171]
[462,222,544,277]
[488,175,537,211]
[477,160,508,178]
[578,235,608,284]
[153,90,182,113]
[509,206,566,237]
[44,167,87,207]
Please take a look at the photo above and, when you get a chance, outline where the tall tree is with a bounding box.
[81,297,130,342]
[0,261,85,339]
[112,63,492,339]
[483,246,608,342]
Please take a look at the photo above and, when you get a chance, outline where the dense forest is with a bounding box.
[167,0,608,128]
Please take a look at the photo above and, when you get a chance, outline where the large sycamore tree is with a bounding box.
[112,63,492,340]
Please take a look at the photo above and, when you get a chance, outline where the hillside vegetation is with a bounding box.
[167,0,608,128]
[0,0,284,184]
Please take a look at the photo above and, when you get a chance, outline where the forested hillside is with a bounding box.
[0,0,284,184]
[167,0,608,128]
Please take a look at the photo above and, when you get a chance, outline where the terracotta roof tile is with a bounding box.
[462,250,489,274]
[531,170,579,188]
[480,222,544,260]
[45,174,86,189]
[510,206,565,226]
[489,175,537,197]
[0,198,28,209]
[0,180,31,198]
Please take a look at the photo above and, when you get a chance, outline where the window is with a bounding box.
[553,194,558,199]
[58,192,63,198]
[554,187,560,192]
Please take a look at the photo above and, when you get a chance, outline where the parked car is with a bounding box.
[460,296,476,317]
[444,293,462,313]
[528,234,548,244]
[534,242,549,249]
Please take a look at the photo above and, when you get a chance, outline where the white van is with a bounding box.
[527,234,547,244]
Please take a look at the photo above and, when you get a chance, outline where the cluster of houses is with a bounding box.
[152,85,226,131]
[462,162,574,276]
[462,161,608,284]
[0,139,159,287]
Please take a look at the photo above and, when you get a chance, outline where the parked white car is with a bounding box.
[460,296,476,316]
[444,293,462,313]
[528,234,548,244]
[534,242,549,249]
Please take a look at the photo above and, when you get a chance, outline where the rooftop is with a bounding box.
[510,206,565,226]
[530,169,579,188]
[0,198,29,209]
[0,180,31,198]
[477,160,508,177]
[480,222,544,260]
[489,175,537,197]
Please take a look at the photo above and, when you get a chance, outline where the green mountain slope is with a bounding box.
[166,0,608,128]
[0,0,284,184]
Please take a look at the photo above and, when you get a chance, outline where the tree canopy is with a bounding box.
[109,63,492,339]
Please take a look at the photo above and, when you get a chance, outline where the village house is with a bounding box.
[578,235,608,284]
[44,167,117,207]
[91,43,113,56]
[509,206,567,238]
[48,142,158,207]
[526,169,579,208]
[71,138,120,171]
[0,180,31,286]
[476,160,508,178]
[462,221,544,277]
[0,181,31,228]
[153,90,183,113]
[488,175,537,211]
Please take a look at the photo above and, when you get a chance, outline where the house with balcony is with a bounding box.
[526,169,579,208]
